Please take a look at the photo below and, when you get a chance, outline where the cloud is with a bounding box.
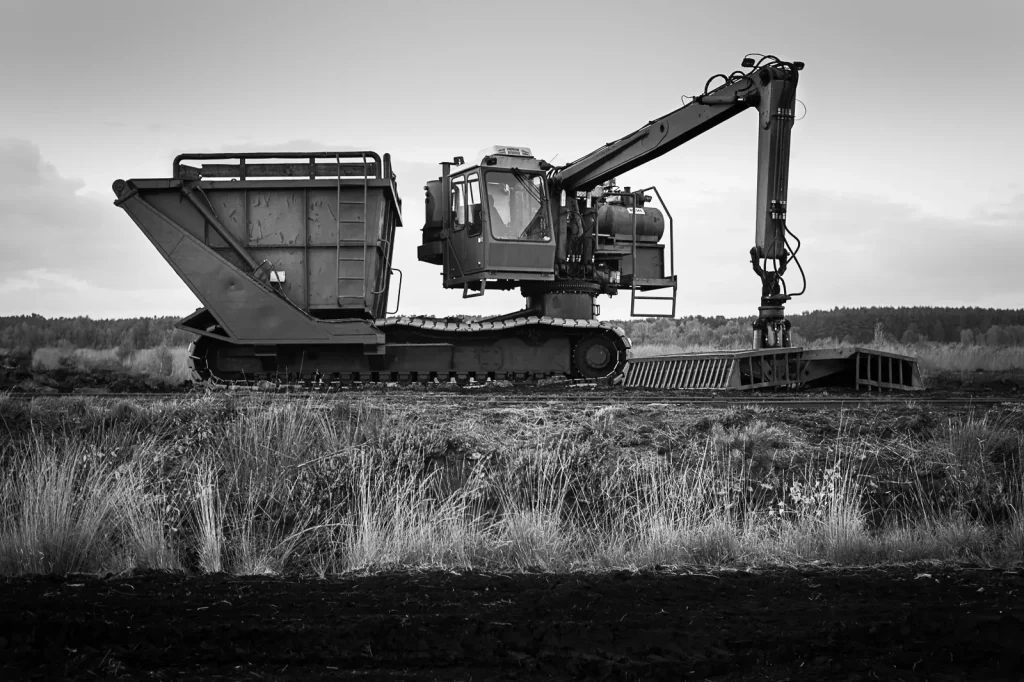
[0,138,189,317]
[3,269,92,292]
[647,186,1024,315]
[0,268,195,318]
[791,190,1023,308]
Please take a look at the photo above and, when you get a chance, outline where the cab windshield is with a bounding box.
[484,171,550,242]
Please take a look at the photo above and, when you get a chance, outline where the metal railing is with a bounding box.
[172,151,385,180]
[628,186,677,318]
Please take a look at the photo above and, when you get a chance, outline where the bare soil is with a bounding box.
[925,369,1024,395]
[2,565,1021,681]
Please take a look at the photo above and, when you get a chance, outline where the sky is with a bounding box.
[1,0,1022,321]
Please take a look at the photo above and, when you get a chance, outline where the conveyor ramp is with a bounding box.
[624,347,922,391]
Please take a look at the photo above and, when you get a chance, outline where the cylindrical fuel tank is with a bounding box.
[595,204,665,242]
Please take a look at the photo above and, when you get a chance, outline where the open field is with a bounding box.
[0,393,1021,679]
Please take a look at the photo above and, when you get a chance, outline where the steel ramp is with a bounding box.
[624,347,922,391]
[800,347,924,391]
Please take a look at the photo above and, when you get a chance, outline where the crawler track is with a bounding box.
[189,318,631,385]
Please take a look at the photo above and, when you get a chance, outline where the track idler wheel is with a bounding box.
[574,333,619,379]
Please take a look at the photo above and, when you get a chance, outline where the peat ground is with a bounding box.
[1,564,1022,681]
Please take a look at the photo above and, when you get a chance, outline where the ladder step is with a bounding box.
[335,176,370,303]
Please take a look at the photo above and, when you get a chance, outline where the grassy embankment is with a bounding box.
[1,395,1020,576]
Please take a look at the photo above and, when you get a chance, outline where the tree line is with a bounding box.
[620,306,1024,348]
[2,306,1024,353]
[0,315,193,354]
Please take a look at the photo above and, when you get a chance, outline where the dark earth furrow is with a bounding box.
[2,566,1021,681]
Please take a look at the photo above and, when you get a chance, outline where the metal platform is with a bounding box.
[623,347,923,391]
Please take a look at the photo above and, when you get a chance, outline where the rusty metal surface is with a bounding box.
[114,153,401,327]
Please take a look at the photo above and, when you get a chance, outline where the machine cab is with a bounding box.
[418,146,556,296]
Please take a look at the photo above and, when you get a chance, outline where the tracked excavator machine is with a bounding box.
[111,55,922,390]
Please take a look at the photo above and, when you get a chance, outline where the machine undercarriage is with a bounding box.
[187,317,630,385]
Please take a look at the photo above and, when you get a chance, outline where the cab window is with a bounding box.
[485,171,550,242]
[451,176,466,230]
[466,173,481,236]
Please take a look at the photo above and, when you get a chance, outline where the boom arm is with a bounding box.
[552,57,801,260]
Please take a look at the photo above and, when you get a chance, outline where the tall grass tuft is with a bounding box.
[0,441,126,575]
[112,465,180,572]
[340,446,471,571]
[491,440,578,570]
[192,463,224,573]
[780,452,872,564]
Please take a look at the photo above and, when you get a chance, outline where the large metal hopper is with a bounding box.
[113,152,401,347]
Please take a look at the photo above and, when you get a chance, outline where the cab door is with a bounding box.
[446,172,485,284]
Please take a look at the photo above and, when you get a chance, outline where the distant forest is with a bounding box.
[2,307,1024,352]
[0,315,193,353]
[618,307,1024,348]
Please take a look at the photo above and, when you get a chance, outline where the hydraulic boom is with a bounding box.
[549,54,805,347]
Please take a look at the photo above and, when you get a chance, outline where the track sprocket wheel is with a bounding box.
[574,334,619,379]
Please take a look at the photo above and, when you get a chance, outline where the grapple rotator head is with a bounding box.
[750,246,792,349]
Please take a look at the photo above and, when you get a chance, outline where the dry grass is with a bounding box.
[629,343,690,358]
[0,395,1020,576]
[0,440,132,575]
[32,347,121,373]
[125,347,191,383]
[31,345,190,382]
[630,342,752,358]
[904,344,1024,372]
[113,466,180,572]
